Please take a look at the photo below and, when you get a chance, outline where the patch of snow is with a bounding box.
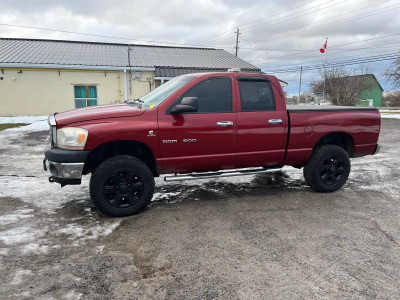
[96,245,105,253]
[380,113,400,119]
[0,248,9,256]
[0,209,35,225]
[0,116,47,124]
[0,116,48,132]
[56,220,122,247]
[11,269,33,285]
[0,176,90,214]
[0,226,48,245]
[152,191,181,201]
[21,243,50,255]
[64,290,83,300]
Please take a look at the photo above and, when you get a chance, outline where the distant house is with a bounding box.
[355,74,383,107]
[313,74,383,107]
[0,38,260,116]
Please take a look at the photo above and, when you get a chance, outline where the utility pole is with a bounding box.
[321,37,328,105]
[128,45,132,97]
[235,27,240,57]
[298,66,303,104]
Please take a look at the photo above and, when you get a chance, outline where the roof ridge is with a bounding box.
[0,37,218,51]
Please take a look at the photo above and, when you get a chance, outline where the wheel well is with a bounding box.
[314,132,354,156]
[83,141,159,177]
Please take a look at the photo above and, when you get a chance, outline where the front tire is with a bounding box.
[90,155,155,217]
[303,144,350,193]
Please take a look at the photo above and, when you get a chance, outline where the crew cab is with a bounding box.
[43,71,381,216]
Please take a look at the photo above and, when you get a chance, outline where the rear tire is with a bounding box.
[303,144,350,193]
[90,155,155,217]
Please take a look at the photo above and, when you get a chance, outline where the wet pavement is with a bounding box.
[0,120,399,299]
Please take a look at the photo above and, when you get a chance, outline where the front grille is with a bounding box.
[48,114,57,148]
[50,126,57,148]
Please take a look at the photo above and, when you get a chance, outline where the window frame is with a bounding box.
[166,76,234,115]
[74,85,98,108]
[238,78,276,112]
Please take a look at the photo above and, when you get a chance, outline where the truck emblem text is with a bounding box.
[183,139,197,143]
[163,140,177,144]
[147,130,156,137]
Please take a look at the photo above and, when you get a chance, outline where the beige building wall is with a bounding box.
[0,68,155,116]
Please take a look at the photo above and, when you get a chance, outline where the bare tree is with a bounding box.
[383,91,400,107]
[385,58,400,89]
[310,66,375,106]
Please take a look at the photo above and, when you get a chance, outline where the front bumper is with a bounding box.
[44,145,90,186]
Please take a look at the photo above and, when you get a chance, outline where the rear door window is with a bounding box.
[238,79,275,111]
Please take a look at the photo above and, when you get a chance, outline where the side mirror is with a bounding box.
[170,97,198,114]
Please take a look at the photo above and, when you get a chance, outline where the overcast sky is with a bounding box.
[1,0,399,94]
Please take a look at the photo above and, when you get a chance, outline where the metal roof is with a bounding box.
[154,67,259,77]
[0,38,260,71]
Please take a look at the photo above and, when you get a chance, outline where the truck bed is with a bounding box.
[287,104,378,113]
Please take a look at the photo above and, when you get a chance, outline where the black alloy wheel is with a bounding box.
[319,155,346,185]
[90,155,155,217]
[303,144,351,193]
[103,171,144,208]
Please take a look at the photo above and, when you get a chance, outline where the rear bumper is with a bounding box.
[44,145,90,186]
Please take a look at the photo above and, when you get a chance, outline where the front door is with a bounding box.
[158,76,237,174]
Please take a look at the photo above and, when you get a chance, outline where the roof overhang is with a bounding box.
[0,63,155,72]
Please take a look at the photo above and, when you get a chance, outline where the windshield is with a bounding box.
[139,76,195,108]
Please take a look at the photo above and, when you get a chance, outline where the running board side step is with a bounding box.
[164,167,282,182]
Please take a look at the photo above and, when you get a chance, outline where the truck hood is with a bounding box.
[55,104,146,126]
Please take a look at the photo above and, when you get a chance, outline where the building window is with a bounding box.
[74,85,98,108]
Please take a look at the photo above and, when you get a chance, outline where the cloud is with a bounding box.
[0,0,398,92]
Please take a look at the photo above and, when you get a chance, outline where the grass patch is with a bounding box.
[382,118,399,120]
[380,111,400,114]
[0,123,30,131]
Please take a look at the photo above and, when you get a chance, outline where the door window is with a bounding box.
[177,77,232,113]
[238,80,275,111]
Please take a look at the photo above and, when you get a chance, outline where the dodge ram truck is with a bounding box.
[43,71,381,216]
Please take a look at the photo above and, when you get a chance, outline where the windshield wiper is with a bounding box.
[125,99,144,108]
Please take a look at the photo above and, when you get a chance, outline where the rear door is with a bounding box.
[235,76,288,168]
[158,76,237,174]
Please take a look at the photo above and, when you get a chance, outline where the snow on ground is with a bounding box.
[380,113,400,119]
[0,116,121,256]
[0,116,48,132]
[379,109,400,119]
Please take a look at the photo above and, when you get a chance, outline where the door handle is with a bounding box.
[217,121,234,127]
[268,119,283,125]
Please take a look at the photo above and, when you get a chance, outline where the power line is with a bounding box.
[265,52,399,73]
[253,41,400,66]
[201,0,349,46]
[0,23,216,48]
[249,1,400,46]
[204,0,344,46]
[241,0,347,34]
[247,32,400,63]
[198,0,317,45]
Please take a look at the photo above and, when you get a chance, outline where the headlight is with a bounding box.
[57,127,88,150]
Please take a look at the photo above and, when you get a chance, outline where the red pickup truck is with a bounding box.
[44,71,381,216]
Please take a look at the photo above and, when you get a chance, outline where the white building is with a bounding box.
[0,38,260,116]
